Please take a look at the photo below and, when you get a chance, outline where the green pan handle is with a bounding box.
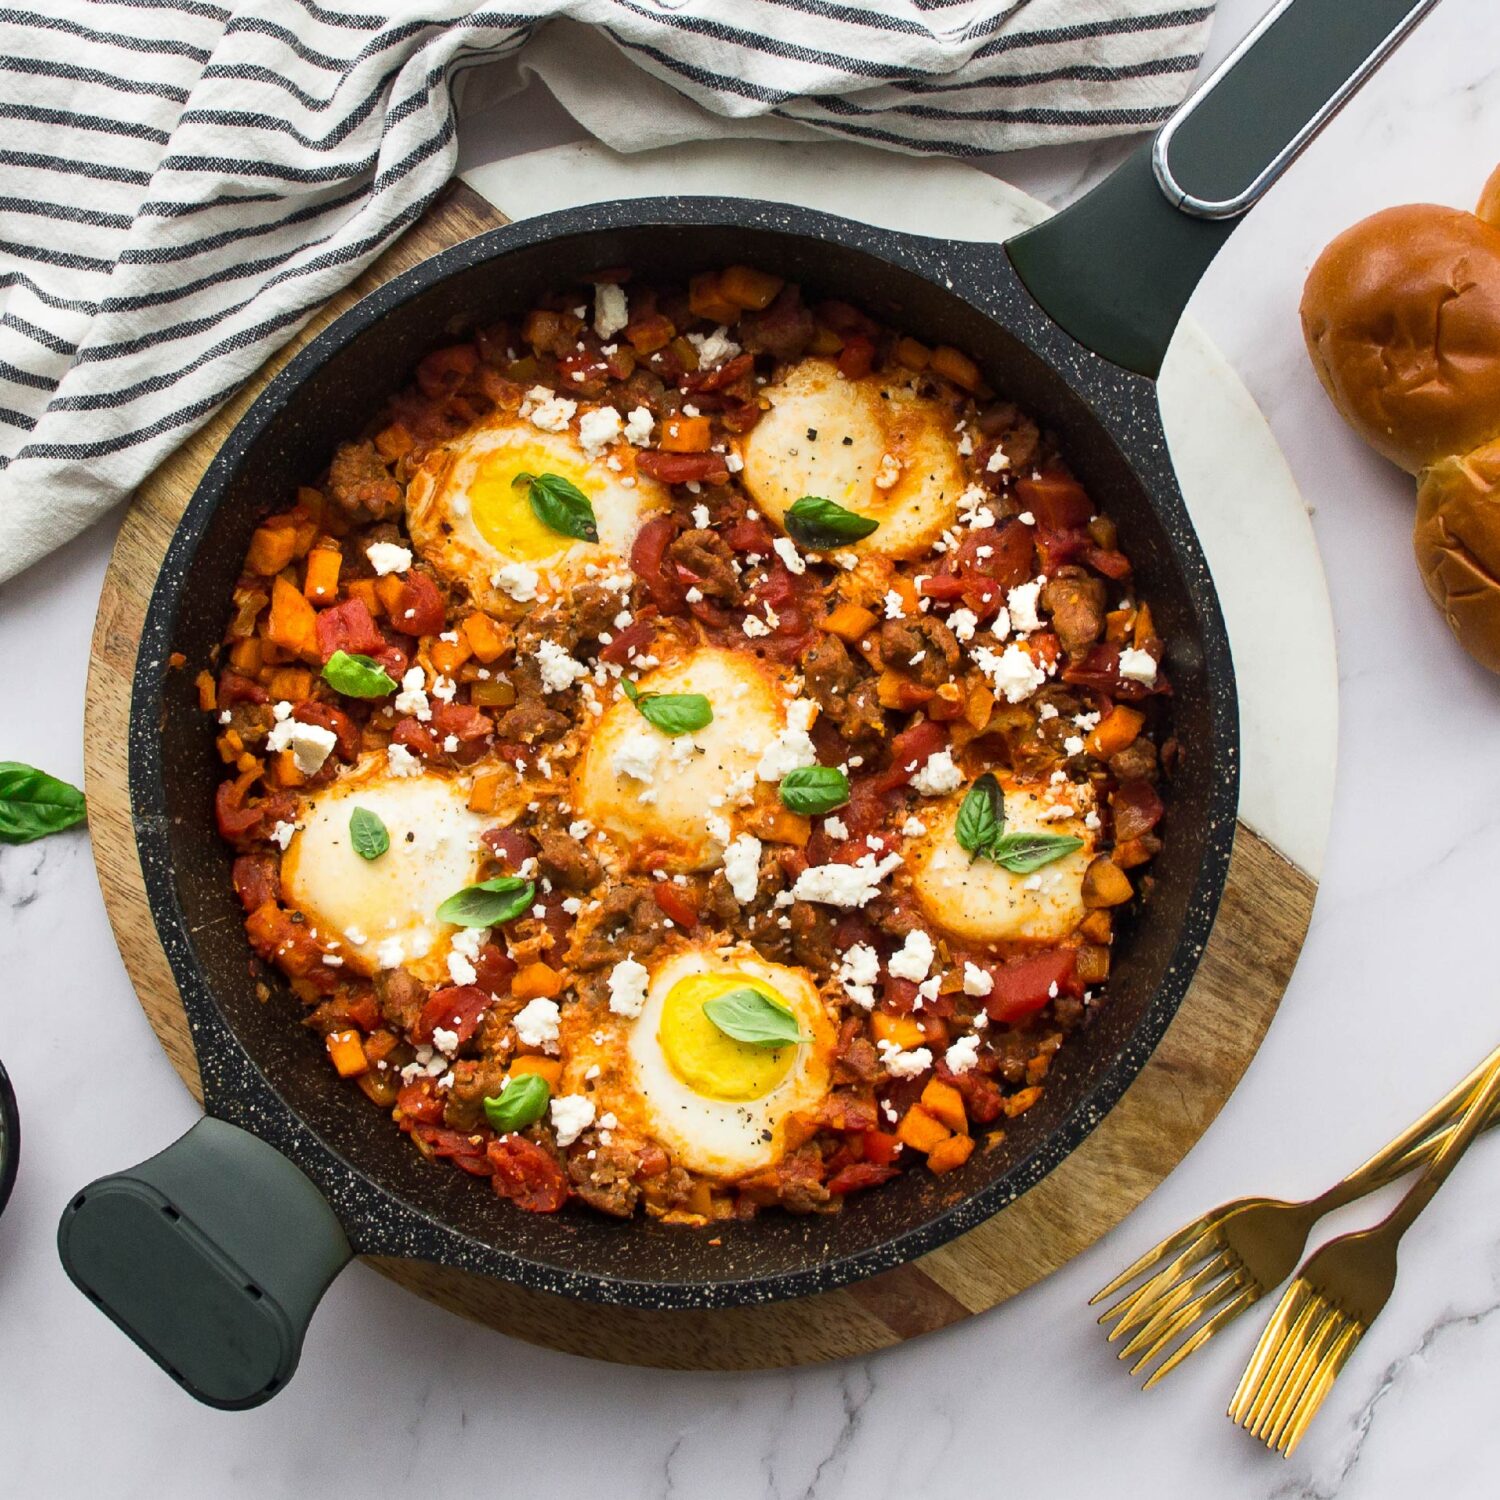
[58,1118,352,1409]
[1006,0,1441,377]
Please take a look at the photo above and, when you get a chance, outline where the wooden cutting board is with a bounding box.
[84,179,1317,1370]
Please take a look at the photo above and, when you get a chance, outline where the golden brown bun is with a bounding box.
[1300,205,1500,474]
[1414,437,1500,673]
[1479,164,1500,227]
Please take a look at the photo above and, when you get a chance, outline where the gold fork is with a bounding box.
[1229,1047,1500,1455]
[1092,1047,1500,1386]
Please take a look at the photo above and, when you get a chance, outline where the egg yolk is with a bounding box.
[469,451,595,563]
[657,972,797,1102]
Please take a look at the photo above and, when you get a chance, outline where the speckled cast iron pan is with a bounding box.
[57,0,1436,1409]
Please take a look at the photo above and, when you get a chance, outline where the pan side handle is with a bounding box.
[1006,0,1440,378]
[58,1118,352,1409]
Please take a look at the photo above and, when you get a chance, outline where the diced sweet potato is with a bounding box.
[267,575,319,661]
[1081,856,1134,908]
[920,1078,968,1135]
[508,1055,562,1088]
[820,603,878,642]
[303,545,341,605]
[926,1134,975,1174]
[688,272,740,324]
[461,612,507,663]
[511,962,562,1003]
[1086,704,1144,760]
[897,1104,952,1154]
[930,345,982,393]
[247,522,298,577]
[326,1030,368,1079]
[719,265,784,311]
[872,1012,925,1050]
[659,414,712,453]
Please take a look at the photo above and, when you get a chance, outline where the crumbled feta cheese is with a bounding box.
[607,957,650,1018]
[884,590,906,619]
[742,614,772,639]
[526,388,577,433]
[432,1025,460,1057]
[1017,510,1035,525]
[266,716,338,776]
[957,483,995,529]
[513,997,561,1053]
[394,665,431,720]
[1007,578,1044,634]
[945,1035,981,1074]
[366,541,412,576]
[537,638,588,693]
[771,536,805,576]
[577,404,622,457]
[612,730,661,783]
[594,282,628,339]
[877,1039,933,1079]
[947,607,978,643]
[430,675,457,704]
[550,1094,596,1147]
[824,815,849,841]
[705,813,732,847]
[888,928,935,983]
[1064,735,1085,757]
[901,816,926,837]
[836,943,881,1010]
[386,742,422,777]
[375,937,405,969]
[971,642,1046,703]
[447,947,477,986]
[492,561,540,603]
[874,452,901,490]
[622,406,654,446]
[910,748,963,797]
[1118,646,1159,686]
[687,325,741,368]
[987,446,1010,474]
[722,833,763,904]
[755,721,819,782]
[791,851,902,908]
[269,820,298,850]
[962,962,994,997]
[691,503,711,529]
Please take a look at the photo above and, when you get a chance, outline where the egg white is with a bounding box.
[567,944,835,1180]
[405,413,670,611]
[279,752,489,983]
[906,778,1097,946]
[735,359,968,560]
[573,645,798,873]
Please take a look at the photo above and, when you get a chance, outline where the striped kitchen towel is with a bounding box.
[0,1,1216,582]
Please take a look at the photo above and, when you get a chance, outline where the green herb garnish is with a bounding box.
[321,650,396,698]
[349,806,389,861]
[0,762,86,844]
[436,875,536,928]
[621,677,713,736]
[702,987,809,1048]
[784,495,880,550]
[778,765,850,816]
[513,470,599,543]
[483,1073,551,1134]
[955,772,1084,873]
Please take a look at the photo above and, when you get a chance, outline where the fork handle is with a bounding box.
[1314,1045,1500,1213]
[1380,1052,1500,1235]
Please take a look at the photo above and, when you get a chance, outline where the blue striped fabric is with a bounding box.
[0,0,1214,578]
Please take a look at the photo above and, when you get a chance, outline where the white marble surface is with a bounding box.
[5,0,1500,1493]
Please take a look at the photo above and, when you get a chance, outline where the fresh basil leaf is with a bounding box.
[513,470,599,543]
[321,650,396,698]
[437,875,536,928]
[349,806,389,861]
[623,679,713,736]
[987,831,1085,874]
[784,495,880,550]
[702,987,808,1048]
[955,773,1004,861]
[483,1073,551,1134]
[779,765,850,816]
[0,762,86,844]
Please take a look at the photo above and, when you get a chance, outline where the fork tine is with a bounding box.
[1141,1284,1260,1389]
[1100,1232,1220,1334]
[1279,1319,1363,1456]
[1229,1282,1312,1428]
[1248,1294,1329,1438]
[1127,1267,1250,1375]
[1264,1300,1342,1448]
[1115,1252,1236,1359]
[1090,1216,1216,1306]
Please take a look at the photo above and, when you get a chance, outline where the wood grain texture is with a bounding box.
[84,180,1317,1370]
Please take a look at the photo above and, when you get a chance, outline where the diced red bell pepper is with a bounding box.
[314,597,385,661]
[391,716,441,759]
[634,450,730,486]
[390,571,445,637]
[861,1129,902,1166]
[599,616,658,665]
[957,519,1035,591]
[292,699,359,760]
[415,984,490,1048]
[652,883,700,930]
[982,948,1082,1024]
[827,1161,900,1195]
[1113,779,1165,841]
[396,1078,445,1127]
[874,719,947,793]
[217,670,268,706]
[1085,546,1132,580]
[836,334,875,380]
[630,514,684,611]
[473,943,517,997]
[1016,470,1093,531]
[415,344,479,400]
[481,826,537,868]
[487,1136,569,1212]
[231,853,280,913]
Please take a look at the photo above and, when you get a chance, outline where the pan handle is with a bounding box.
[58,1117,352,1409]
[1005,0,1440,377]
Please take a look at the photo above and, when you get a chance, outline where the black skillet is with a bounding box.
[58,0,1436,1408]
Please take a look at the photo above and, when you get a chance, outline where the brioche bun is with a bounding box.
[1414,437,1500,673]
[1300,205,1500,474]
